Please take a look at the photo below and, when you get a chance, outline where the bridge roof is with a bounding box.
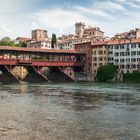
[0,46,86,55]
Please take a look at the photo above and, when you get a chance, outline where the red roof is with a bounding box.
[107,38,140,45]
[0,46,86,54]
[91,38,140,46]
[16,37,31,41]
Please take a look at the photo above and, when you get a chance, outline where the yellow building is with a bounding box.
[91,41,108,80]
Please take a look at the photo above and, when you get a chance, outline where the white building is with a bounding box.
[108,39,140,73]
[56,37,92,50]
[27,40,51,49]
[75,22,104,38]
[56,22,105,50]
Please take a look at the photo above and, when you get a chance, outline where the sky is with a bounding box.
[0,0,140,39]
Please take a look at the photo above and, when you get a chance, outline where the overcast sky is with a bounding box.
[0,0,140,39]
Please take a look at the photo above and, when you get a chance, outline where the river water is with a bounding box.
[0,82,140,140]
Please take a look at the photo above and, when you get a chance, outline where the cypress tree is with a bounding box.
[51,34,57,48]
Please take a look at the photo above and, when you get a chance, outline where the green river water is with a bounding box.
[0,82,140,140]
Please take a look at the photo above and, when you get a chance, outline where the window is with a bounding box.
[131,51,136,56]
[120,52,125,56]
[115,59,119,63]
[126,52,130,56]
[126,65,130,68]
[98,51,103,55]
[109,51,113,55]
[131,65,136,68]
[99,57,103,61]
[137,51,140,55]
[120,65,124,68]
[115,52,119,56]
[108,57,114,61]
[131,43,136,48]
[131,58,136,62]
[120,45,124,49]
[93,57,97,61]
[126,59,130,62]
[115,45,119,49]
[120,59,125,62]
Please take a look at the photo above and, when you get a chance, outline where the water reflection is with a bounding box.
[0,83,140,140]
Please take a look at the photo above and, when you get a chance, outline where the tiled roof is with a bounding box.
[91,38,140,46]
[0,46,86,54]
[107,38,140,45]
[16,37,31,41]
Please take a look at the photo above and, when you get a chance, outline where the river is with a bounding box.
[0,82,140,140]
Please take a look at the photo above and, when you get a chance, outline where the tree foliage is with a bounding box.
[96,64,117,82]
[1,36,11,42]
[0,40,15,46]
[123,71,140,82]
[19,41,27,47]
[51,34,57,48]
[0,36,27,47]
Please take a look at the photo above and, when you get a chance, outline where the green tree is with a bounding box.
[123,71,140,82]
[51,33,57,48]
[1,36,11,42]
[19,42,27,47]
[96,64,117,82]
[0,36,16,46]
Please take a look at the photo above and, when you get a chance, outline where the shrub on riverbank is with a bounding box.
[123,71,140,82]
[96,64,117,82]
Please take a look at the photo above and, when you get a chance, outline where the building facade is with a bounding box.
[113,28,140,39]
[75,22,85,37]
[75,42,92,78]
[15,37,31,44]
[32,29,48,41]
[75,22,104,38]
[28,40,51,49]
[56,22,105,50]
[75,41,108,80]
[107,39,140,73]
[91,41,108,79]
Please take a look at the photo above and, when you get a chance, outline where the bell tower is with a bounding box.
[75,22,85,37]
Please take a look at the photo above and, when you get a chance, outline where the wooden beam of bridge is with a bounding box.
[0,46,86,54]
[0,59,84,67]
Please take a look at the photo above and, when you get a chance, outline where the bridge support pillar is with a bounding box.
[47,66,75,82]
[58,67,75,81]
[0,65,20,83]
[23,66,51,83]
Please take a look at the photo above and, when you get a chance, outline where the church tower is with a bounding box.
[75,22,85,37]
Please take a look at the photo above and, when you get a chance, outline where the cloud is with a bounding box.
[0,0,140,38]
[0,0,26,14]
[127,1,140,8]
[32,21,38,28]
[75,6,114,20]
[93,0,127,12]
[31,0,128,36]
[115,0,127,3]
[33,8,86,29]
[0,25,10,36]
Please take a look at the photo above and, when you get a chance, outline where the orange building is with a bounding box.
[32,29,48,41]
